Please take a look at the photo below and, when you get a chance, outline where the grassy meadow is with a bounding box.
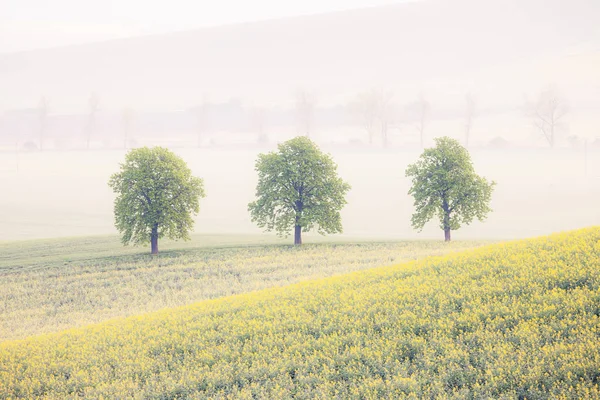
[1,228,599,398]
[0,235,485,341]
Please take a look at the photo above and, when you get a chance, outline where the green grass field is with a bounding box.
[0,235,485,342]
[1,229,599,398]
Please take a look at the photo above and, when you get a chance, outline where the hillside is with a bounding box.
[1,227,599,398]
[1,0,599,112]
[0,235,483,341]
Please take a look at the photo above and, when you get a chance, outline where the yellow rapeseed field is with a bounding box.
[0,238,482,341]
[1,228,599,399]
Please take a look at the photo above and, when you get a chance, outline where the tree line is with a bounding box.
[8,85,571,152]
[109,137,495,254]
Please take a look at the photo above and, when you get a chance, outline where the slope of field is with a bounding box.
[0,236,484,341]
[1,228,599,398]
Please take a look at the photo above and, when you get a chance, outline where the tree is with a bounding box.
[464,93,475,148]
[415,96,430,148]
[38,96,49,151]
[405,95,430,148]
[349,89,379,145]
[85,92,99,150]
[295,89,316,138]
[248,136,351,245]
[251,106,268,144]
[193,95,210,147]
[376,89,394,147]
[405,136,495,241]
[121,107,134,149]
[529,87,568,148]
[349,89,394,145]
[108,147,205,254]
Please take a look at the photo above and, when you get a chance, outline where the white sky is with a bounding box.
[0,0,404,53]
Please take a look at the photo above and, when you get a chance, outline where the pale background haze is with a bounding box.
[1,0,403,53]
[0,0,599,242]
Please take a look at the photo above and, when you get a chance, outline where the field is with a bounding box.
[0,235,484,341]
[1,228,599,398]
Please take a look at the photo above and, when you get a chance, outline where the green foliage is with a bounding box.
[406,137,495,238]
[248,136,351,240]
[108,147,205,251]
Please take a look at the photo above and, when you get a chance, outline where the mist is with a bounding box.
[1,0,599,242]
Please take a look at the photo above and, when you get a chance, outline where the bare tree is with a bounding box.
[295,89,316,138]
[194,95,210,147]
[85,92,99,150]
[38,96,50,151]
[377,90,394,147]
[251,107,268,144]
[464,93,476,148]
[122,107,134,149]
[349,90,379,145]
[406,95,430,148]
[350,89,394,145]
[529,87,569,148]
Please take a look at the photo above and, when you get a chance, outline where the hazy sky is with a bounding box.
[0,0,406,53]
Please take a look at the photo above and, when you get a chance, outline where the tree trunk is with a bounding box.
[294,225,302,246]
[150,225,159,255]
[381,122,388,147]
[442,199,451,242]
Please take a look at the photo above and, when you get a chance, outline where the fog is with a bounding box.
[1,0,599,242]
[1,143,598,242]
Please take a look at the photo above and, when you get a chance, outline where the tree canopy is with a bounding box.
[108,147,205,254]
[405,136,495,241]
[248,136,351,245]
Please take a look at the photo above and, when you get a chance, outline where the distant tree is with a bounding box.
[415,96,430,148]
[529,87,568,148]
[248,136,351,245]
[251,106,268,144]
[376,89,394,147]
[194,95,210,147]
[121,107,134,149]
[464,93,475,148]
[349,89,379,145]
[108,147,205,254]
[295,89,316,138]
[405,95,430,148]
[406,137,495,241]
[85,92,99,150]
[38,96,49,151]
[350,89,394,145]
